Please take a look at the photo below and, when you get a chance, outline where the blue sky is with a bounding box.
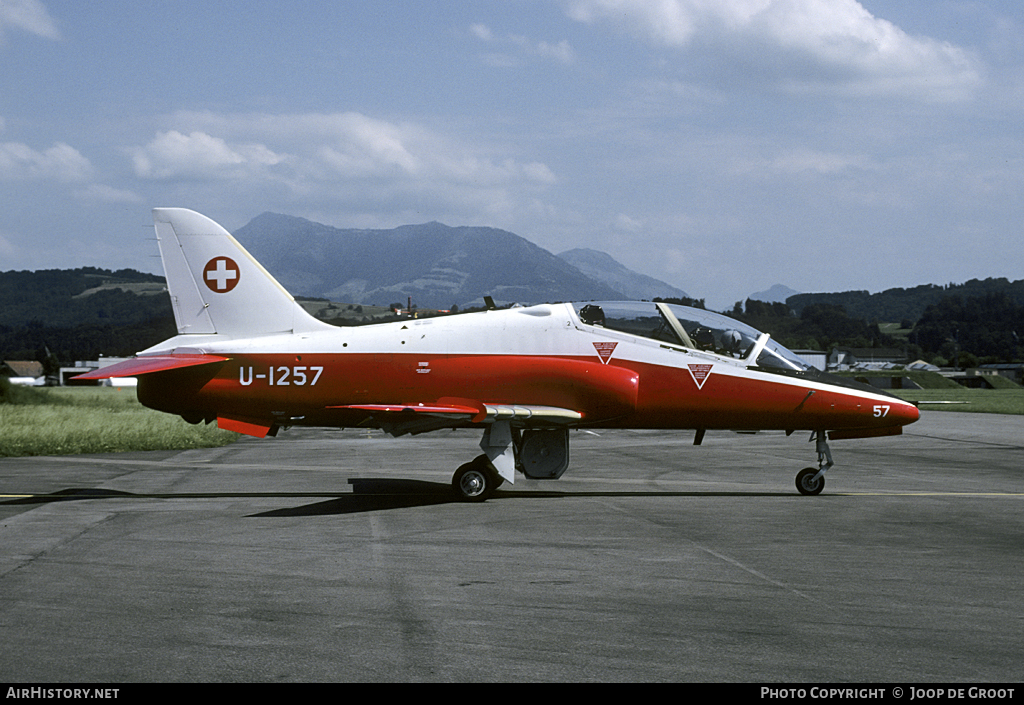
[1,1,1022,309]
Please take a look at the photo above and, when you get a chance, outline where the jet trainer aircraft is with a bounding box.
[78,208,920,501]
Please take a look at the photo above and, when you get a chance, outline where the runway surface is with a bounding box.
[1,411,1022,682]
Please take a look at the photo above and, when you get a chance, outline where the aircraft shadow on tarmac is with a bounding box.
[255,479,458,516]
[256,480,799,517]
[3,479,799,516]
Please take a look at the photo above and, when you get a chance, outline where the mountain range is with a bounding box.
[232,213,687,309]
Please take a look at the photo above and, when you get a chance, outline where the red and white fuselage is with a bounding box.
[127,302,918,436]
[78,208,919,498]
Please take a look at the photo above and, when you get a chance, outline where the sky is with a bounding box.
[1,0,1022,310]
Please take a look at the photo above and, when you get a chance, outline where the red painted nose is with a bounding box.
[892,399,921,426]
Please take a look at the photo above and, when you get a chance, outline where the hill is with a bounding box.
[0,267,167,329]
[749,284,800,304]
[787,279,1024,323]
[0,267,175,362]
[557,248,687,300]
[233,214,626,309]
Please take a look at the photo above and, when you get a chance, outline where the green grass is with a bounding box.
[982,374,1022,390]
[0,381,237,457]
[894,388,1024,415]
[831,368,1024,414]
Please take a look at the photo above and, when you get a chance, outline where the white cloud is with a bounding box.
[566,0,981,100]
[727,147,875,177]
[123,111,559,226]
[614,213,644,232]
[130,130,283,180]
[470,23,492,41]
[768,149,873,175]
[471,22,576,65]
[0,141,92,182]
[536,39,576,65]
[0,0,60,42]
[131,112,556,189]
[312,113,421,177]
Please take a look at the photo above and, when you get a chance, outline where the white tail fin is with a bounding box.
[153,208,327,337]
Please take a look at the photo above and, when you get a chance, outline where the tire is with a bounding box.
[795,467,825,496]
[452,459,497,502]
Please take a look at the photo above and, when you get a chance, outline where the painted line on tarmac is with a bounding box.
[838,492,1024,496]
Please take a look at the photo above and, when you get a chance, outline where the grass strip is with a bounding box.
[895,389,1024,415]
[1,382,236,457]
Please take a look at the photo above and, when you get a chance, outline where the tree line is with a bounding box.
[732,292,1024,365]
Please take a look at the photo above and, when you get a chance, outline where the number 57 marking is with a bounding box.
[873,405,890,418]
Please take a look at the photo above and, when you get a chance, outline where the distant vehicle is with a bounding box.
[6,377,43,387]
[78,209,920,500]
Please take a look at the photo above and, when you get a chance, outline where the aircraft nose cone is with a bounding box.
[894,399,921,425]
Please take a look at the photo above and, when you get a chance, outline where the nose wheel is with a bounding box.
[796,467,825,495]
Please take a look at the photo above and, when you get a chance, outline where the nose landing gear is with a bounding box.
[796,430,833,496]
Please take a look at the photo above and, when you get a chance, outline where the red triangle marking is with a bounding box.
[593,342,618,364]
[687,364,714,390]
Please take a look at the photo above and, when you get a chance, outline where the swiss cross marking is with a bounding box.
[593,342,618,364]
[204,257,240,293]
[687,364,714,390]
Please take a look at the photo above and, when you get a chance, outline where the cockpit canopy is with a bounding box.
[572,301,812,372]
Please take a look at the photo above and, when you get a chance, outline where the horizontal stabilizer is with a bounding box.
[73,354,228,380]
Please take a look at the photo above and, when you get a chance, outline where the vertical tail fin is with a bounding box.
[153,208,326,337]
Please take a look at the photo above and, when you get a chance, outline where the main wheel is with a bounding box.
[795,467,825,496]
[452,458,498,502]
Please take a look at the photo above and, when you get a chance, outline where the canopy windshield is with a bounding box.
[572,302,811,372]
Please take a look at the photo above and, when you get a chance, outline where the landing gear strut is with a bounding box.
[796,430,833,496]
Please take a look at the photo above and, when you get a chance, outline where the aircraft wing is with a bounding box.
[331,399,582,437]
[73,354,229,380]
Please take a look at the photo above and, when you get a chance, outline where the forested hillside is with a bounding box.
[0,268,174,362]
[912,293,1024,363]
[787,278,1024,323]
[730,300,898,353]
[741,280,1024,364]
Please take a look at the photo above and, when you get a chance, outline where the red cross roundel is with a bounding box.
[203,257,240,293]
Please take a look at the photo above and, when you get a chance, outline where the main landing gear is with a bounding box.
[796,430,834,496]
[451,455,504,502]
[449,421,571,502]
[451,420,515,502]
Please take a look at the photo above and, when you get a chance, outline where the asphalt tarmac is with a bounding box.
[1,411,1022,683]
